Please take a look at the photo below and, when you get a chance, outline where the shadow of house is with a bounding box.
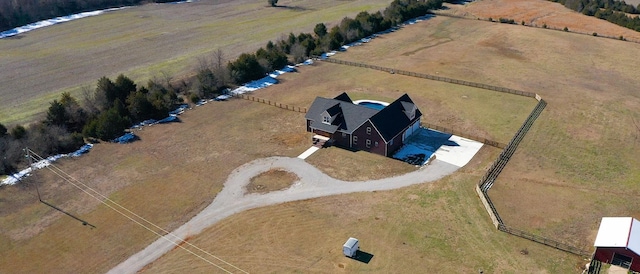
[305,93,422,157]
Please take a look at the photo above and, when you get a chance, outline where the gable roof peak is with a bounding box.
[325,102,342,116]
[334,92,353,103]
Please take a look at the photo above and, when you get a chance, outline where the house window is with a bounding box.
[342,133,346,138]
[390,139,393,146]
[366,139,371,148]
[353,136,358,145]
[322,116,330,124]
[375,141,378,147]
[366,127,371,135]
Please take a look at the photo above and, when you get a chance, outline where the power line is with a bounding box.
[27,148,248,274]
[25,148,97,229]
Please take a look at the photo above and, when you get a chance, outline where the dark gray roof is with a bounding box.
[305,96,378,134]
[334,92,353,103]
[369,94,422,141]
[306,93,422,140]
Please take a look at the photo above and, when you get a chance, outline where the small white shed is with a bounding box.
[343,237,359,257]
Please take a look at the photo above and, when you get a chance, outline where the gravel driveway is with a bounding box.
[108,156,459,273]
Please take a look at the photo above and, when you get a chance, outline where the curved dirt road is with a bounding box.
[108,156,460,273]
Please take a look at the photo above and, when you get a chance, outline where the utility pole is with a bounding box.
[25,147,96,229]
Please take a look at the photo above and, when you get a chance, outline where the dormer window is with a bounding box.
[401,101,417,120]
[322,103,342,125]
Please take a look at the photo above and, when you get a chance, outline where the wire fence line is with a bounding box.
[318,58,537,98]
[431,12,640,46]
[317,55,589,256]
[422,122,506,149]
[235,57,589,257]
[498,224,591,257]
[232,93,307,113]
[475,99,589,257]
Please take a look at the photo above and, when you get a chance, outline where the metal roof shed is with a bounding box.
[593,217,640,272]
[343,237,359,258]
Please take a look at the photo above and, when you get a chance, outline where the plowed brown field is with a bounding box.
[444,0,640,42]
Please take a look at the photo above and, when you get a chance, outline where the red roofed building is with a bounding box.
[592,217,640,272]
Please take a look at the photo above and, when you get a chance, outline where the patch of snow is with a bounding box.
[169,104,189,116]
[1,144,94,186]
[268,65,297,78]
[113,132,138,144]
[228,62,309,96]
[0,0,201,39]
[0,7,126,39]
[167,0,198,4]
[157,116,180,124]
[313,15,435,62]
[404,14,435,25]
[214,94,231,101]
[70,144,94,157]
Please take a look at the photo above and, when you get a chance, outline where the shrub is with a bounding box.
[10,125,26,140]
[563,26,569,31]
[499,18,515,24]
[189,93,201,104]
[593,32,598,36]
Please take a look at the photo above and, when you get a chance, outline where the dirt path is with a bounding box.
[107,156,460,273]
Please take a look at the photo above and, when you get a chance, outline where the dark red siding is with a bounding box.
[333,132,350,148]
[594,247,640,272]
[352,121,385,156]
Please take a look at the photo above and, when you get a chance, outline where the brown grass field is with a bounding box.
[245,169,299,194]
[0,0,394,126]
[443,0,640,42]
[2,0,640,273]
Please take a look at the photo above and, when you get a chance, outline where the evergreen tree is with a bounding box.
[0,123,7,137]
[314,23,327,37]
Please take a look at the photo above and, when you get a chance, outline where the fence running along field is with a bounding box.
[316,58,591,257]
[498,224,591,256]
[479,99,547,192]
[232,93,307,113]
[476,99,590,257]
[422,122,506,149]
[318,58,537,98]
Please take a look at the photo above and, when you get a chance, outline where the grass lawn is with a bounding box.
[143,11,640,273]
[3,1,640,273]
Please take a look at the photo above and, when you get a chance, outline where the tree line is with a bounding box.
[1,0,451,175]
[0,74,181,175]
[0,0,179,33]
[548,0,640,32]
